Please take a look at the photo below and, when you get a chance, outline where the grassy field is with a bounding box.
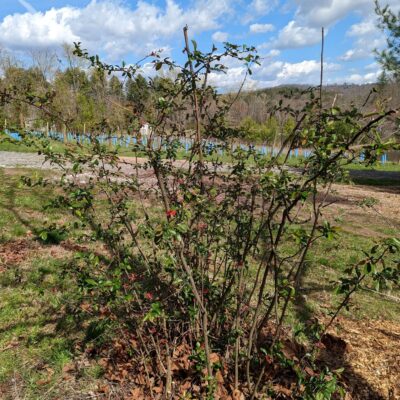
[0,165,399,398]
[0,168,107,398]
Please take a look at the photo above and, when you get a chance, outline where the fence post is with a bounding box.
[63,124,67,143]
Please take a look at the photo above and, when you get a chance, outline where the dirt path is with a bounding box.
[1,150,400,180]
[324,183,400,237]
[1,150,399,232]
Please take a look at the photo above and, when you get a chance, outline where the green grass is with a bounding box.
[0,169,66,241]
[0,170,105,398]
[0,254,103,399]
[0,133,66,154]
[297,231,400,321]
[0,138,38,153]
[345,161,400,172]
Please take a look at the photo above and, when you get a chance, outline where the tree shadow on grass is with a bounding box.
[0,177,106,259]
[0,184,99,344]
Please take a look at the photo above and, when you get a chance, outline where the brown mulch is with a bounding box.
[324,318,400,400]
[89,316,400,400]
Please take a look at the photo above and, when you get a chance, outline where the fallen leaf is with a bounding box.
[36,378,51,386]
[216,370,224,384]
[232,389,245,400]
[209,352,220,364]
[304,366,316,376]
[62,363,75,373]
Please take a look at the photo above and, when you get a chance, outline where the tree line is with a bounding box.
[1,13,399,147]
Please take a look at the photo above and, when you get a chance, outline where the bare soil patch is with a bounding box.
[0,238,39,269]
[324,184,400,236]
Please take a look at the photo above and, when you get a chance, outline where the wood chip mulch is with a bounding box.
[323,317,400,399]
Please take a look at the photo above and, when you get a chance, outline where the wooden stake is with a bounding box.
[319,27,325,112]
[63,124,67,143]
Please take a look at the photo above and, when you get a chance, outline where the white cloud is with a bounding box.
[339,36,385,62]
[275,60,339,80]
[208,66,258,91]
[293,0,400,29]
[0,0,232,59]
[218,59,341,88]
[365,62,378,71]
[0,7,79,50]
[255,61,284,81]
[249,23,275,33]
[2,0,396,90]
[243,0,279,23]
[339,48,369,61]
[260,0,398,60]
[267,49,280,57]
[339,15,387,63]
[212,31,228,42]
[347,20,377,37]
[344,71,381,84]
[295,0,369,27]
[251,0,278,15]
[273,21,322,49]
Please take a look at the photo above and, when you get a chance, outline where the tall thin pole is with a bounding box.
[319,27,325,112]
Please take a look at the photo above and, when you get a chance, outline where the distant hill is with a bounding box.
[225,83,399,140]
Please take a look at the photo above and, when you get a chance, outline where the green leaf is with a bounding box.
[85,278,97,287]
[143,302,163,322]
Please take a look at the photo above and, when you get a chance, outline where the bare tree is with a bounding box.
[29,48,60,81]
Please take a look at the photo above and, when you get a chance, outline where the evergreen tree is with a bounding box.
[375,1,400,81]
[108,75,123,98]
[125,74,150,113]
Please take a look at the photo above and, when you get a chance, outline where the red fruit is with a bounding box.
[144,292,153,300]
[166,209,177,218]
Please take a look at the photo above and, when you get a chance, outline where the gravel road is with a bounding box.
[0,151,50,169]
[1,151,399,184]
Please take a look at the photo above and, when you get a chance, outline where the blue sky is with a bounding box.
[0,0,398,89]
